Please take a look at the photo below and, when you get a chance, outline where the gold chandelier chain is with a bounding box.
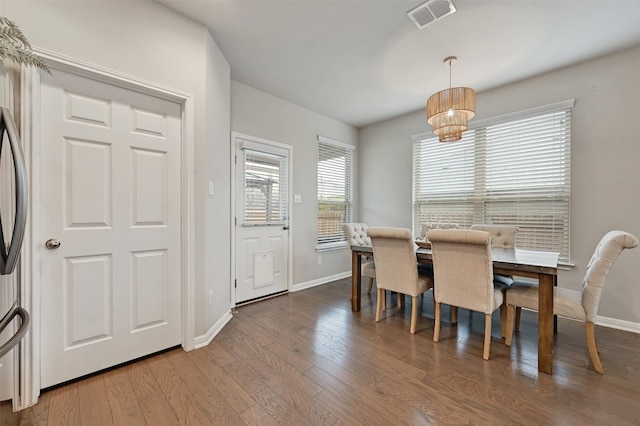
[444,55,457,89]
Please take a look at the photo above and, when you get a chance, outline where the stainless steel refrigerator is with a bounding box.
[0,106,29,358]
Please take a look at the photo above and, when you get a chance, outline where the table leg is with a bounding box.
[553,275,558,334]
[351,250,362,312]
[538,274,554,374]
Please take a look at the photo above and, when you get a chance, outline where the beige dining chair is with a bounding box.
[470,224,517,285]
[418,222,459,283]
[428,229,504,360]
[504,230,638,373]
[420,222,459,239]
[470,224,518,336]
[505,231,638,374]
[367,227,434,334]
[469,224,518,249]
[343,223,377,294]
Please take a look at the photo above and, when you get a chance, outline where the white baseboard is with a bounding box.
[291,271,350,292]
[193,310,234,349]
[521,308,640,335]
[596,315,640,334]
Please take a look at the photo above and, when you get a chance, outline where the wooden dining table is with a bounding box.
[350,245,560,375]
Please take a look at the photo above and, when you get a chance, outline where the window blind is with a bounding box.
[317,136,354,246]
[413,101,573,262]
[242,149,288,225]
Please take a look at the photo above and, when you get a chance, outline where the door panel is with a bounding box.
[236,227,288,301]
[131,249,169,330]
[64,255,112,348]
[66,138,111,227]
[39,69,181,388]
[132,149,168,225]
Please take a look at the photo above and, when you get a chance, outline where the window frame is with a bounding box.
[241,148,288,227]
[412,100,574,263]
[316,135,355,250]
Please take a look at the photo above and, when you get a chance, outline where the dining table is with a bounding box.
[350,244,560,375]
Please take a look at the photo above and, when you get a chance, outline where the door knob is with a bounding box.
[45,238,61,250]
[283,225,289,230]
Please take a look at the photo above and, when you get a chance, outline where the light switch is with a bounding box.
[294,194,302,204]
[208,180,214,195]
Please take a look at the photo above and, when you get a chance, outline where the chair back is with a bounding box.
[428,229,496,314]
[581,230,638,322]
[343,223,371,247]
[367,227,421,296]
[420,222,459,239]
[470,224,517,248]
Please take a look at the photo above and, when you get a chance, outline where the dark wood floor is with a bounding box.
[2,277,640,425]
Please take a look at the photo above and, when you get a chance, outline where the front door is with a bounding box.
[234,135,290,304]
[39,69,182,388]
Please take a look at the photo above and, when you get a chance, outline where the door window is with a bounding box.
[242,149,288,226]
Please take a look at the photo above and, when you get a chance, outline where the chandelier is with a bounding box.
[426,56,475,142]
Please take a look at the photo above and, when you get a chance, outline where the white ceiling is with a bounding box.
[159,0,640,128]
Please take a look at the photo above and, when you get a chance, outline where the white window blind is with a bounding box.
[242,149,288,225]
[317,136,354,246]
[413,100,573,262]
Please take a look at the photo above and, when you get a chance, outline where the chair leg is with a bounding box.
[375,288,383,322]
[505,304,515,347]
[483,313,492,360]
[367,278,374,294]
[500,304,507,339]
[515,307,522,332]
[382,290,386,310]
[398,293,404,309]
[410,296,419,334]
[451,306,458,324]
[586,321,604,374]
[431,293,436,316]
[433,302,441,342]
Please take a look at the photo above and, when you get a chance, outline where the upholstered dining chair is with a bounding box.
[504,230,638,373]
[428,229,504,360]
[470,224,518,336]
[470,224,517,284]
[418,222,459,279]
[343,223,377,294]
[367,227,434,334]
[420,222,459,239]
[469,224,517,249]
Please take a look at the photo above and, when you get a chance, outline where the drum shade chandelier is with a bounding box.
[426,56,475,142]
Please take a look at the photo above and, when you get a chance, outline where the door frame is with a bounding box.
[230,132,293,307]
[16,48,196,410]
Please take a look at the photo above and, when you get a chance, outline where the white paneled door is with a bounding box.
[234,136,290,304]
[39,69,181,388]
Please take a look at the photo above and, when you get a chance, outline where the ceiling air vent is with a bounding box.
[407,0,456,30]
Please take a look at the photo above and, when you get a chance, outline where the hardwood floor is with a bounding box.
[2,277,639,425]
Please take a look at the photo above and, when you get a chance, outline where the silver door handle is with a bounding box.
[45,238,61,250]
[0,306,30,358]
[0,107,27,275]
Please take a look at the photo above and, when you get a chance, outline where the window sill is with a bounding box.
[316,242,348,252]
[558,261,575,271]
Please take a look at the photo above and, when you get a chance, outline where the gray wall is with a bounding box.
[5,0,638,347]
[4,1,232,337]
[231,81,359,286]
[360,47,640,327]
